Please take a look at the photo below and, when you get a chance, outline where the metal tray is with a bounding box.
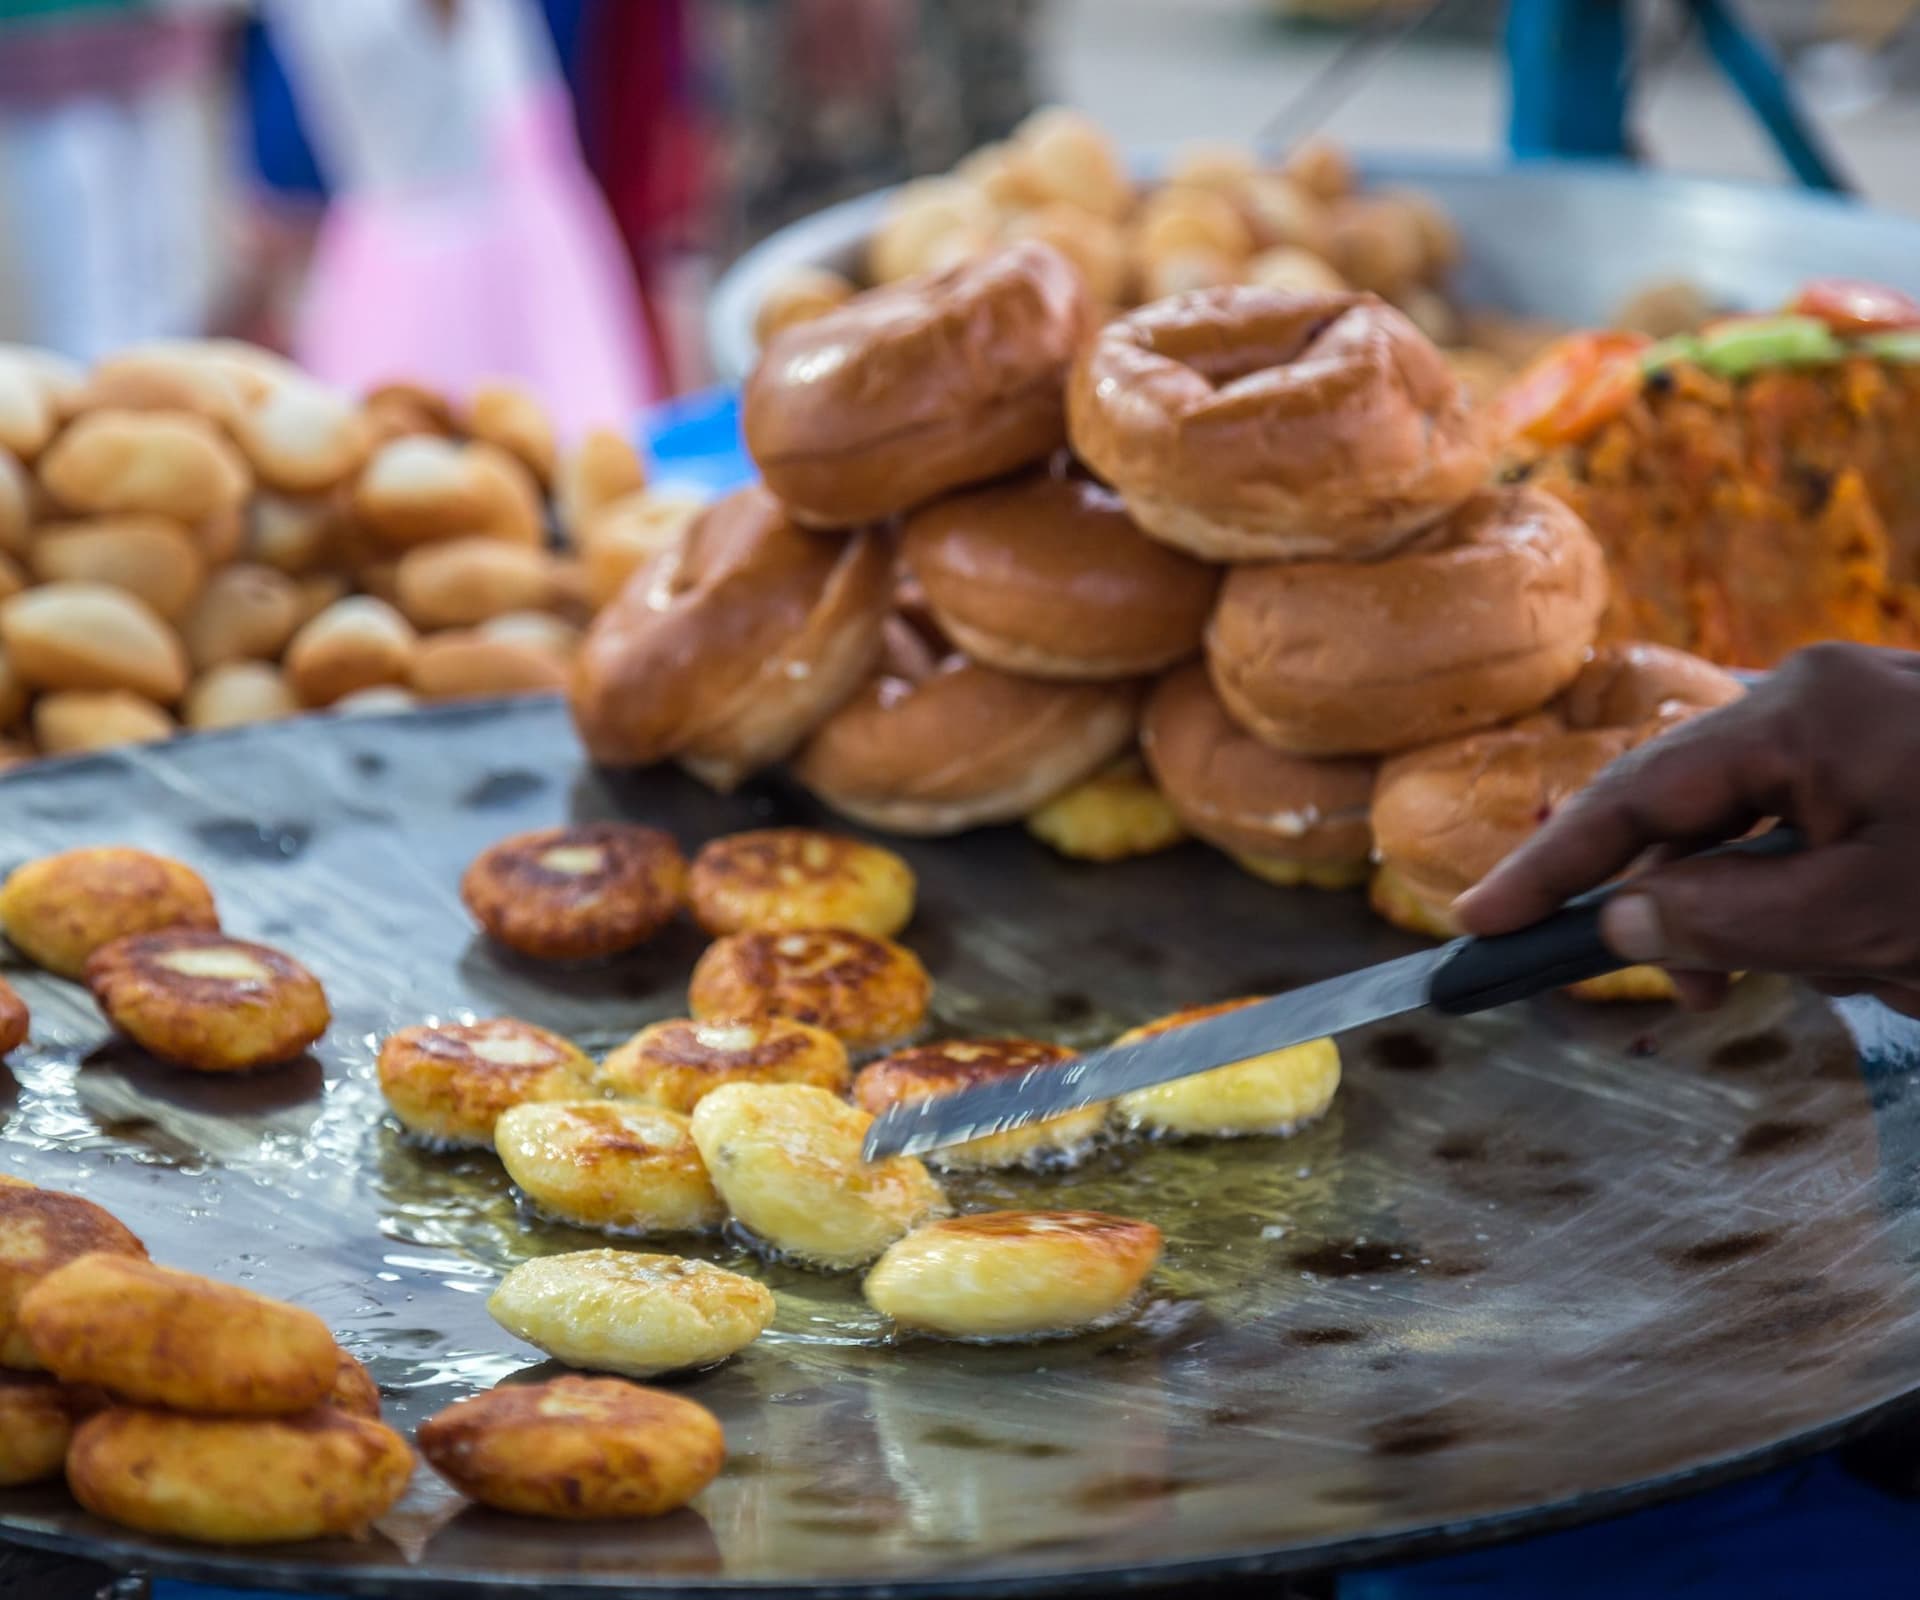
[706,154,1920,383]
[2,697,1920,1597]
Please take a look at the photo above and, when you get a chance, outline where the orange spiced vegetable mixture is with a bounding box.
[1493,280,1920,670]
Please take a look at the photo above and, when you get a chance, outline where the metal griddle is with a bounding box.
[1,696,1919,1597]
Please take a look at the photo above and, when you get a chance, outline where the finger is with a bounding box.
[1595,839,1899,976]
[1454,698,1789,935]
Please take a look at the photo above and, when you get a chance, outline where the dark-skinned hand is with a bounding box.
[1453,643,1920,1017]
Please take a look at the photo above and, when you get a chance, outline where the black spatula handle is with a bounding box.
[1427,825,1806,1016]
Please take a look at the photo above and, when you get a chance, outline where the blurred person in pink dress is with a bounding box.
[261,0,659,435]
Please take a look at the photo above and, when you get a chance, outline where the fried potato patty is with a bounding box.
[419,1375,724,1519]
[84,928,330,1072]
[689,1083,946,1268]
[0,846,217,978]
[21,1254,336,1414]
[863,1210,1162,1340]
[326,1347,382,1419]
[597,1016,851,1113]
[0,975,25,1055]
[0,1370,82,1485]
[487,1249,774,1378]
[854,1038,1103,1170]
[494,1101,724,1235]
[0,1187,145,1370]
[462,822,686,960]
[1025,758,1187,861]
[67,1406,414,1544]
[377,1018,595,1148]
[688,829,914,938]
[1113,999,1341,1137]
[688,929,930,1052]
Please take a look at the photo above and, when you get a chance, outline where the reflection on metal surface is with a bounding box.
[0,699,1916,1595]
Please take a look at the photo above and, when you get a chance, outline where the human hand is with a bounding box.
[1453,643,1920,1015]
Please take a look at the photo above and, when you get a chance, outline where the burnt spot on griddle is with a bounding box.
[1046,991,1094,1026]
[1072,1472,1211,1509]
[459,770,546,810]
[189,818,312,862]
[1286,1239,1416,1277]
[918,1423,998,1450]
[1367,1355,1400,1373]
[1318,1483,1411,1507]
[1680,1288,1879,1359]
[1428,1127,1595,1208]
[1092,931,1166,972]
[785,1515,897,1536]
[1205,1402,1271,1427]
[1710,1032,1790,1072]
[1369,1410,1467,1457]
[1737,1119,1823,1158]
[1286,1326,1365,1347]
[351,750,386,778]
[917,1423,1068,1458]
[1626,1034,1660,1058]
[788,1484,885,1510]
[1664,1229,1779,1268]
[1370,1030,1439,1071]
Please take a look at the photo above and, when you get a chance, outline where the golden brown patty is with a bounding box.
[0,1188,146,1370]
[377,1018,595,1149]
[0,976,25,1055]
[326,1348,382,1419]
[854,1039,1104,1169]
[67,1406,415,1545]
[688,928,931,1052]
[0,846,218,979]
[596,1016,852,1112]
[418,1376,724,1519]
[20,1254,336,1414]
[863,1210,1162,1340]
[84,928,330,1072]
[687,829,915,939]
[493,1101,725,1235]
[0,1370,83,1486]
[462,822,687,960]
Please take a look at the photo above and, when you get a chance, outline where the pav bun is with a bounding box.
[743,242,1092,528]
[1141,664,1374,885]
[1207,485,1609,757]
[793,633,1142,837]
[1370,642,1745,940]
[570,486,891,788]
[901,469,1217,681]
[1067,287,1489,562]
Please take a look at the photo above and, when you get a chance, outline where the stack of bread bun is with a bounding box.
[752,110,1512,397]
[0,339,695,766]
[576,221,1743,1000]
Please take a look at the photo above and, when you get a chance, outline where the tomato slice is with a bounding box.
[1789,278,1920,337]
[1493,332,1650,448]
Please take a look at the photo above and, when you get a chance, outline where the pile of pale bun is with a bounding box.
[570,233,1741,1002]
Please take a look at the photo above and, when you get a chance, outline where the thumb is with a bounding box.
[1598,841,1881,976]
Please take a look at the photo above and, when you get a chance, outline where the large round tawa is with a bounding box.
[1,697,1919,1595]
